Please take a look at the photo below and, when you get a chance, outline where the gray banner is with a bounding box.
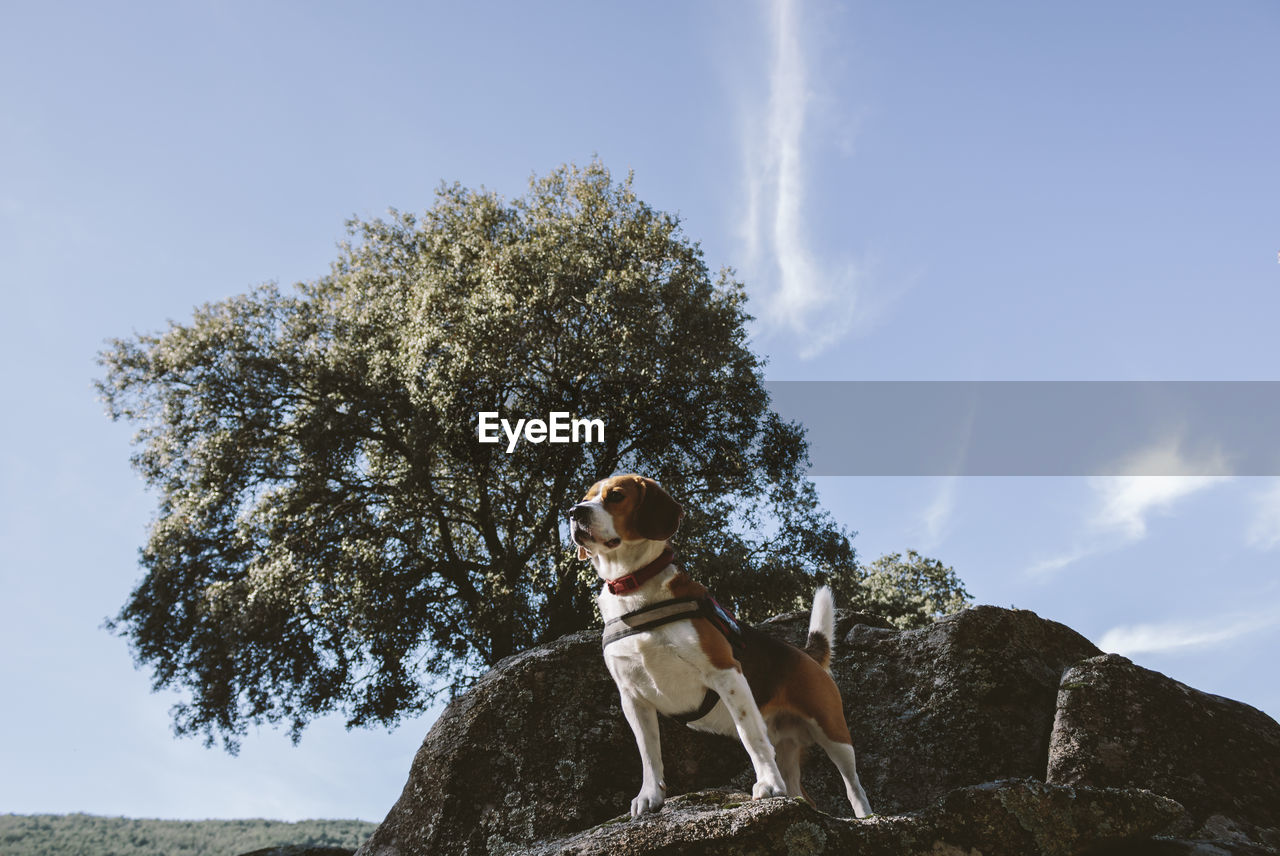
[763,381,1280,476]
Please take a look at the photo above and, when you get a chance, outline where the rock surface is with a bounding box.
[355,606,1280,856]
[757,605,1102,816]
[355,629,744,856]
[520,780,1183,856]
[238,848,356,856]
[1048,653,1280,833]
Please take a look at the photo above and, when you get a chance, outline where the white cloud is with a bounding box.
[740,0,861,358]
[1026,438,1230,576]
[1089,474,1227,540]
[1098,605,1280,657]
[911,403,982,549]
[1026,546,1095,578]
[1088,436,1230,538]
[917,476,958,548]
[1246,479,1280,551]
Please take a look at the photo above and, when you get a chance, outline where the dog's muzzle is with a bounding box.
[569,504,594,546]
[568,504,620,549]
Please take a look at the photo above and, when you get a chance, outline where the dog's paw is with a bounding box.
[630,787,665,817]
[751,779,787,800]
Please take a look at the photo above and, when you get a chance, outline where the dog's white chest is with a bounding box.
[603,624,711,715]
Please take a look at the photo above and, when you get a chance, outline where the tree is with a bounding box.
[850,550,972,629]
[98,161,970,750]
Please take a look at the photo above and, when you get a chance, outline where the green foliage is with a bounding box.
[0,814,376,856]
[848,550,972,629]
[98,160,971,750]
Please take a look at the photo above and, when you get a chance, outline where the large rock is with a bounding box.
[1047,653,1280,834]
[357,606,1117,856]
[356,605,1280,855]
[758,605,1102,816]
[520,779,1184,856]
[356,629,746,856]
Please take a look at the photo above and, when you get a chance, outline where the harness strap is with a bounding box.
[601,597,703,649]
[602,594,746,726]
[668,689,721,725]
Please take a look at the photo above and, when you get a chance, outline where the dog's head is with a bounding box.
[569,474,683,561]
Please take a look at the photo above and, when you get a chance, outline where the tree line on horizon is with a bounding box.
[0,814,376,856]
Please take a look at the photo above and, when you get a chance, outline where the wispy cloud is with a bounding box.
[1027,438,1231,576]
[1026,547,1095,578]
[740,0,861,358]
[918,477,958,547]
[1089,475,1227,540]
[1098,604,1280,657]
[911,401,982,549]
[1088,438,1230,539]
[1246,479,1280,551]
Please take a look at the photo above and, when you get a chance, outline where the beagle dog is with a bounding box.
[570,474,872,818]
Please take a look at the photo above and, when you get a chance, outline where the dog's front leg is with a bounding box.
[705,668,787,800]
[618,691,666,816]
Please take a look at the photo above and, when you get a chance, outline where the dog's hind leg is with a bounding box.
[774,737,804,798]
[768,715,818,803]
[810,726,872,818]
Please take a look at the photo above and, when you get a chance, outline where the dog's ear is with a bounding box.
[577,544,591,560]
[633,477,683,542]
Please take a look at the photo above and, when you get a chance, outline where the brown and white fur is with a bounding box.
[570,474,872,818]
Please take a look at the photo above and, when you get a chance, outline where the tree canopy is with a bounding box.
[857,550,971,629]
[98,161,969,750]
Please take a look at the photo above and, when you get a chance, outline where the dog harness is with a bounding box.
[602,586,746,726]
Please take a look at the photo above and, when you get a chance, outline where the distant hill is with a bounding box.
[0,814,378,856]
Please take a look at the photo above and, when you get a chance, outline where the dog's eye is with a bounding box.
[604,489,624,504]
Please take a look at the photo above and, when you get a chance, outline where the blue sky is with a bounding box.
[2,0,1277,823]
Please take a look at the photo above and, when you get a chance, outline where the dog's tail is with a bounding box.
[805,586,836,671]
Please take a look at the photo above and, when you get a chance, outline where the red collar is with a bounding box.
[607,548,676,595]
